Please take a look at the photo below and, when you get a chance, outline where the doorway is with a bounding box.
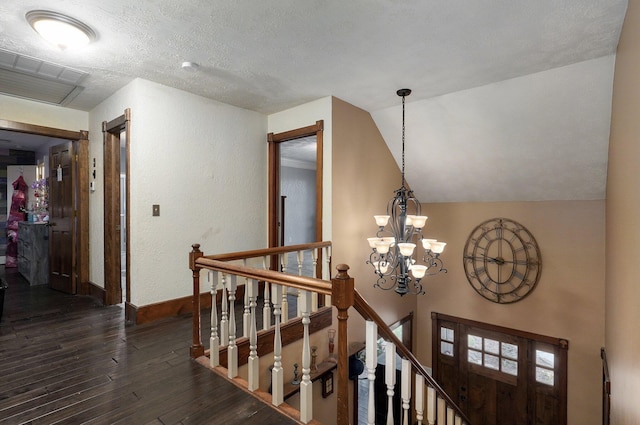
[102,109,130,318]
[0,119,89,294]
[267,120,323,265]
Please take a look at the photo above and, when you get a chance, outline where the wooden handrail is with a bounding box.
[202,241,332,262]
[196,257,333,295]
[353,290,472,425]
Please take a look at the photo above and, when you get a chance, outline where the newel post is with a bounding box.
[332,264,355,425]
[190,244,205,358]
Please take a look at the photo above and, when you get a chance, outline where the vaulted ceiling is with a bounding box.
[0,0,628,202]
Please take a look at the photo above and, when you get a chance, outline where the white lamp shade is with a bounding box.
[405,215,414,226]
[367,237,380,248]
[430,241,447,254]
[397,242,416,256]
[375,240,392,254]
[374,261,389,274]
[374,215,390,226]
[410,264,428,279]
[422,239,437,250]
[411,215,428,229]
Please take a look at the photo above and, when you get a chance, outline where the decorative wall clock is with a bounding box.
[463,218,542,304]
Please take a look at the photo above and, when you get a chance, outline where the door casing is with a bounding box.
[267,120,324,269]
[102,109,131,317]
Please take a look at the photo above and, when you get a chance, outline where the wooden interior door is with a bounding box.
[49,141,75,294]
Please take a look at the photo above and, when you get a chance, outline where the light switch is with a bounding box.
[152,204,160,216]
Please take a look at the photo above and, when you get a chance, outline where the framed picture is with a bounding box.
[321,371,334,398]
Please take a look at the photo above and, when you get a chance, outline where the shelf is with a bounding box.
[283,360,337,399]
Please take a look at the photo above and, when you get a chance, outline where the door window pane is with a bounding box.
[468,334,483,350]
[502,358,518,376]
[485,338,499,354]
[536,366,555,386]
[441,327,454,342]
[468,349,482,365]
[501,342,518,359]
[484,353,499,370]
[536,350,555,368]
[441,341,454,357]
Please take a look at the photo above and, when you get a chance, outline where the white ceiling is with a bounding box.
[0,0,628,202]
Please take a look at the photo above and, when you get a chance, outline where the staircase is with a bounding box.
[189,242,470,425]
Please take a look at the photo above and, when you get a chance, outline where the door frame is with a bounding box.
[0,119,89,293]
[102,109,131,315]
[267,120,324,253]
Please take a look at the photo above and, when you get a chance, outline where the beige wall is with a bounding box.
[416,200,605,424]
[606,1,640,424]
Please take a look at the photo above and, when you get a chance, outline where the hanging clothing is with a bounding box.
[6,176,28,267]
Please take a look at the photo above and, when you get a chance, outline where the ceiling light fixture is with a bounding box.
[366,89,447,296]
[181,61,200,72]
[26,10,96,50]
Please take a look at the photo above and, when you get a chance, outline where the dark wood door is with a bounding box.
[433,313,567,425]
[460,326,528,425]
[49,141,75,294]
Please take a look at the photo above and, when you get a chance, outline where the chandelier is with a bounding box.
[366,89,447,296]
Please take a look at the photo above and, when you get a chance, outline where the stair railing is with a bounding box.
[190,242,347,424]
[189,242,470,424]
[354,291,471,425]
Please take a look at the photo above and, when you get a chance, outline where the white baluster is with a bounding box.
[401,359,411,425]
[271,283,284,406]
[243,260,250,337]
[385,342,396,425]
[323,246,332,305]
[311,248,318,312]
[366,321,378,425]
[247,278,259,391]
[262,256,271,330]
[447,406,454,424]
[455,414,463,425]
[220,274,229,346]
[427,386,436,425]
[437,396,446,425]
[227,274,238,379]
[299,290,312,423]
[415,374,424,425]
[296,250,304,317]
[280,254,289,322]
[209,271,220,367]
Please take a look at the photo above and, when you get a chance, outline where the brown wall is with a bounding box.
[606,1,640,424]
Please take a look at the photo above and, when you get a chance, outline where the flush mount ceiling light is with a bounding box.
[26,10,96,50]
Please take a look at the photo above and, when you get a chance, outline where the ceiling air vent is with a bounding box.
[0,48,87,106]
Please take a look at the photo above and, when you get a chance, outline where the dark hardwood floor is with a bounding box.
[0,268,297,425]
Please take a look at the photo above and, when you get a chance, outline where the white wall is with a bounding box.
[89,78,268,306]
[268,97,332,242]
[0,95,88,131]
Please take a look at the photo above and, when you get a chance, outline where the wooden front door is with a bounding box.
[433,313,568,425]
[49,141,75,294]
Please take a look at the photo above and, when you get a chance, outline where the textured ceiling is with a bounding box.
[0,0,628,202]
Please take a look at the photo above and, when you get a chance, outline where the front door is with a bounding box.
[49,141,75,294]
[433,313,568,425]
